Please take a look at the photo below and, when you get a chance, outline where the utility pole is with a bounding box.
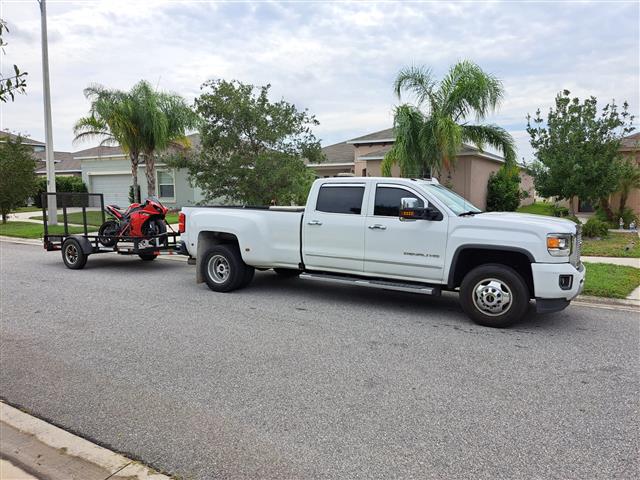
[39,0,57,224]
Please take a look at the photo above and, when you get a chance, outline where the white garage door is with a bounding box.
[90,174,132,206]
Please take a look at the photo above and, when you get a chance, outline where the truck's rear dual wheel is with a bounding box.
[202,244,254,292]
[459,264,529,328]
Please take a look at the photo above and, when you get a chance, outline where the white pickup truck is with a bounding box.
[179,177,584,327]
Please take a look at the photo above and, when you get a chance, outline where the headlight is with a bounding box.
[547,234,572,256]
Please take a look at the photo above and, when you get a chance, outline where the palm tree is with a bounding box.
[130,81,196,197]
[74,84,145,202]
[74,81,196,199]
[617,158,640,212]
[382,61,516,178]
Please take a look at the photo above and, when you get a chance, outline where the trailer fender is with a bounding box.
[70,235,94,255]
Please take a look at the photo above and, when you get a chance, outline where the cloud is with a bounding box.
[0,0,637,162]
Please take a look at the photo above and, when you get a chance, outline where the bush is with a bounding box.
[614,207,638,229]
[551,203,569,217]
[566,215,581,224]
[486,163,522,212]
[582,217,609,238]
[33,176,88,207]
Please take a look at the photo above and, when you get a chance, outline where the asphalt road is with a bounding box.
[1,241,638,480]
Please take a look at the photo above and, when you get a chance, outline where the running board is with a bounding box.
[300,272,440,295]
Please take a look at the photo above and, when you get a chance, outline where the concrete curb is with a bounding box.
[0,402,172,479]
[573,294,640,312]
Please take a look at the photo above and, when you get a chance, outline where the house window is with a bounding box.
[157,170,175,199]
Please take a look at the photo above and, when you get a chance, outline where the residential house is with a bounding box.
[310,128,535,210]
[0,131,81,177]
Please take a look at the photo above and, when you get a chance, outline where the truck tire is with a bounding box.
[239,266,256,288]
[138,253,157,261]
[274,268,301,278]
[201,244,252,292]
[459,264,529,328]
[62,238,88,270]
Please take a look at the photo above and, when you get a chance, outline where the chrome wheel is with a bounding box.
[472,278,513,316]
[65,244,79,265]
[207,255,231,284]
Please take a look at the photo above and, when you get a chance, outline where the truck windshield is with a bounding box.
[421,183,482,216]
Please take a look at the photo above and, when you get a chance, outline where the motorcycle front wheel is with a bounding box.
[142,218,168,245]
[98,220,120,247]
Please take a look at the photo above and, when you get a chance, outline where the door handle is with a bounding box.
[368,224,387,230]
[307,220,323,226]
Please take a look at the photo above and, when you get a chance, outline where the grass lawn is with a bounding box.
[30,211,179,226]
[0,221,87,239]
[12,206,44,213]
[581,232,639,258]
[582,262,640,298]
[517,202,555,216]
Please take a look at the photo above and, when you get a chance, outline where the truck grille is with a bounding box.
[570,225,582,267]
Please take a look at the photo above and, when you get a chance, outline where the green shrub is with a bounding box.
[33,176,88,207]
[486,163,522,212]
[614,207,638,229]
[551,203,569,217]
[582,217,609,238]
[566,215,581,224]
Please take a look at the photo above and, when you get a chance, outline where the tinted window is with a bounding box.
[316,186,364,214]
[374,187,424,216]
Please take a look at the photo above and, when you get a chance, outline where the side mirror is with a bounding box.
[399,197,442,221]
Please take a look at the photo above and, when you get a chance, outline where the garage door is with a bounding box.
[90,174,132,206]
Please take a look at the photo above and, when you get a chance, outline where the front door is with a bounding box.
[364,184,448,282]
[302,183,366,273]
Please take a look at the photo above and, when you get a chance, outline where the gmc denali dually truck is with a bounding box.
[179,177,585,328]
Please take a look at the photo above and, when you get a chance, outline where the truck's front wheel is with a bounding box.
[202,244,254,292]
[459,264,529,328]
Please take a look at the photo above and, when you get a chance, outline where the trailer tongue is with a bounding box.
[41,192,186,269]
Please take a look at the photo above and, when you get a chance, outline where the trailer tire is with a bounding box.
[138,253,157,261]
[62,238,88,270]
[459,264,529,328]
[202,244,251,292]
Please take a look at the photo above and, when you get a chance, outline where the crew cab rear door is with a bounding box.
[302,183,366,273]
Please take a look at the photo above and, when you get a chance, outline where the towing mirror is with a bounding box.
[399,197,442,221]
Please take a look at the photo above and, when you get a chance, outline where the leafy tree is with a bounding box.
[486,158,522,211]
[0,20,27,103]
[74,81,195,201]
[0,137,36,223]
[527,90,635,216]
[187,79,321,205]
[382,61,516,177]
[33,176,87,208]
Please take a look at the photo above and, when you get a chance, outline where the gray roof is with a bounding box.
[34,151,81,173]
[0,131,45,146]
[72,144,125,158]
[357,145,393,160]
[620,132,640,150]
[346,128,395,144]
[321,141,354,163]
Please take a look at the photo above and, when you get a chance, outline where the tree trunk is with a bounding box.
[145,152,156,197]
[619,191,628,213]
[569,196,576,216]
[2,212,7,224]
[599,197,614,220]
[130,153,140,203]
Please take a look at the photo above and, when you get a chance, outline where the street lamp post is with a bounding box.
[38,0,57,225]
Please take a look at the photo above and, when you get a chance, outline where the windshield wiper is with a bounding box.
[458,210,481,217]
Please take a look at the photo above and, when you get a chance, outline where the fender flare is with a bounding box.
[68,235,94,255]
[447,244,535,288]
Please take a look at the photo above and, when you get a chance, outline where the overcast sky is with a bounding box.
[1,0,638,162]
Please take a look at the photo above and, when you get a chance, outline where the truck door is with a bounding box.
[364,183,448,282]
[302,183,366,273]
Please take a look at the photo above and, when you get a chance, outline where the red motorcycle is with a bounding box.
[98,197,169,248]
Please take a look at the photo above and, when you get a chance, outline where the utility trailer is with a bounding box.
[42,192,185,269]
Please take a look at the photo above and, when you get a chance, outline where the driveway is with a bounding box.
[0,241,638,479]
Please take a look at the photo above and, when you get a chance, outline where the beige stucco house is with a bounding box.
[310,128,534,210]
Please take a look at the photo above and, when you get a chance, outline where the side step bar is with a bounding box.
[300,272,441,296]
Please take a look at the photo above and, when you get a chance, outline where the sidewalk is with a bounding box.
[0,402,172,480]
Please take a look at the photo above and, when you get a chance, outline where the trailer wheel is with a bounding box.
[459,264,529,328]
[138,253,157,261]
[62,238,88,270]
[201,244,252,292]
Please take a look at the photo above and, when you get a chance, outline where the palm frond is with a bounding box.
[393,65,436,110]
[461,124,516,162]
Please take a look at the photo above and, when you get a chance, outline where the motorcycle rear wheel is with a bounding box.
[98,220,119,247]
